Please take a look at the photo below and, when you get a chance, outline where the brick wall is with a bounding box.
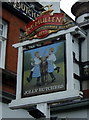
[2,8,27,73]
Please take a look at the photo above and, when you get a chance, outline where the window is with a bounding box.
[19,29,25,41]
[0,24,3,36]
[20,29,25,37]
[0,41,1,58]
[0,19,8,69]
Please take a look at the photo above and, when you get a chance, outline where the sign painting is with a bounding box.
[22,40,66,97]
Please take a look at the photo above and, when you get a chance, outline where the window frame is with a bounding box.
[0,19,8,69]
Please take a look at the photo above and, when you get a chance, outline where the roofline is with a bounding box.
[71,2,89,17]
[50,99,89,113]
[71,2,84,16]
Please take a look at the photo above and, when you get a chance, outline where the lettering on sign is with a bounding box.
[19,4,75,41]
[20,13,75,41]
[8,2,40,20]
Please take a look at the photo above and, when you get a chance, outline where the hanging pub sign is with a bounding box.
[21,5,72,97]
[22,40,66,97]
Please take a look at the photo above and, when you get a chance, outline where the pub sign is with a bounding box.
[21,6,74,97]
[22,40,66,97]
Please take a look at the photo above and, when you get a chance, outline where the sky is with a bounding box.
[39,0,78,20]
[60,0,78,20]
[28,42,61,58]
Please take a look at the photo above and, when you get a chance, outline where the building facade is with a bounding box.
[0,1,43,118]
[51,2,89,119]
[0,1,89,119]
[71,1,89,99]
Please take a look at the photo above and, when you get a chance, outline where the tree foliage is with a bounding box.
[23,52,32,71]
[55,42,64,63]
